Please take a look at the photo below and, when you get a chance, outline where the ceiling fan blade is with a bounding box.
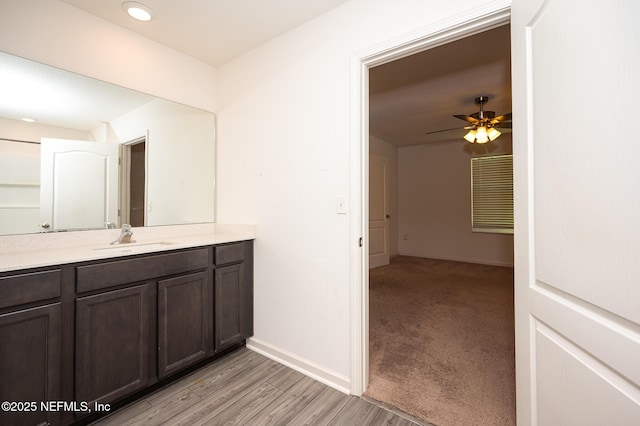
[425,127,467,135]
[490,112,512,123]
[453,114,480,125]
[471,111,495,120]
[493,121,512,129]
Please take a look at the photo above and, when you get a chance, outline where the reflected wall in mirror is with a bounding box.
[0,51,215,236]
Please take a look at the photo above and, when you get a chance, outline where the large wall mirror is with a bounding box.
[0,51,215,236]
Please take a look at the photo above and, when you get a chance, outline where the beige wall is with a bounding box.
[370,132,513,266]
[398,135,514,266]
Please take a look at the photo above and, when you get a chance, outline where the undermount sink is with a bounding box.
[93,241,176,253]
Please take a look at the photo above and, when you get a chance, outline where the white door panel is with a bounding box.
[369,227,386,256]
[512,0,640,423]
[369,154,389,268]
[530,0,640,324]
[40,138,119,232]
[531,285,640,388]
[536,322,640,426]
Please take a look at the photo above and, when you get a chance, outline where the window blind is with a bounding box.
[471,154,513,233]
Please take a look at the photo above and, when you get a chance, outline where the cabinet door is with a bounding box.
[157,271,209,378]
[214,264,246,351]
[76,285,150,406]
[0,303,61,426]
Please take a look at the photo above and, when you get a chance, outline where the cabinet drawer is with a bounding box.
[215,243,245,265]
[0,270,61,309]
[76,248,209,293]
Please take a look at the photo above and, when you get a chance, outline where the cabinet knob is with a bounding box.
[41,223,50,229]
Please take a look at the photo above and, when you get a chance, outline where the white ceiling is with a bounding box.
[61,0,352,67]
[370,24,511,147]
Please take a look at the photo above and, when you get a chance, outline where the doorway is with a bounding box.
[349,0,512,416]
[366,24,514,423]
[120,136,147,227]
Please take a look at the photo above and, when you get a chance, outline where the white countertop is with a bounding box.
[0,223,255,273]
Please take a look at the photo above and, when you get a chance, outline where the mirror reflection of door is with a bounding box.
[40,138,119,232]
[121,137,147,228]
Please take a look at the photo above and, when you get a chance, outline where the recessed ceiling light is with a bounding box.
[21,117,36,123]
[122,1,155,22]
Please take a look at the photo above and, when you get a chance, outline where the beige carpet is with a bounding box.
[365,256,515,426]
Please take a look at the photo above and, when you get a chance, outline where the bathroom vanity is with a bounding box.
[0,227,254,426]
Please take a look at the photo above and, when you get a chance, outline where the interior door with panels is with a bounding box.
[40,138,119,232]
[369,154,390,268]
[512,0,640,423]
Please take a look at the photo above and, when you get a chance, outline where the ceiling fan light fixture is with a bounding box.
[487,127,502,141]
[447,95,511,144]
[464,129,477,143]
[475,126,489,143]
[122,1,155,22]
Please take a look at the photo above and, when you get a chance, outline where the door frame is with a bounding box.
[349,1,512,396]
[119,133,149,227]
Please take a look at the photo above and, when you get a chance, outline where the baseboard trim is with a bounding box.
[246,337,351,395]
[397,252,513,268]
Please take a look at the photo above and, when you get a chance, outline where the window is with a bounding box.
[471,154,513,234]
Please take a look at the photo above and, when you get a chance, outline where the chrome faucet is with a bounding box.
[111,224,136,245]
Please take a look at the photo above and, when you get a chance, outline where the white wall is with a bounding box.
[398,136,514,267]
[0,117,95,143]
[369,135,399,258]
[216,0,507,386]
[0,0,216,112]
[109,99,216,226]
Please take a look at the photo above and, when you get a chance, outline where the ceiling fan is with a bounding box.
[427,96,512,144]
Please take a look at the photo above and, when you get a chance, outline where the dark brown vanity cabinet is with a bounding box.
[74,248,210,407]
[1,239,253,425]
[75,284,151,406]
[214,242,253,352]
[215,263,245,350]
[157,270,210,378]
[0,270,62,426]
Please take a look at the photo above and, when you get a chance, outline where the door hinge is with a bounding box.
[359,237,363,247]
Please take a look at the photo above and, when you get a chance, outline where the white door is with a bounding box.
[40,138,119,232]
[512,0,640,424]
[369,154,389,268]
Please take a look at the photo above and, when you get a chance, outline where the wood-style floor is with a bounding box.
[91,347,425,426]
